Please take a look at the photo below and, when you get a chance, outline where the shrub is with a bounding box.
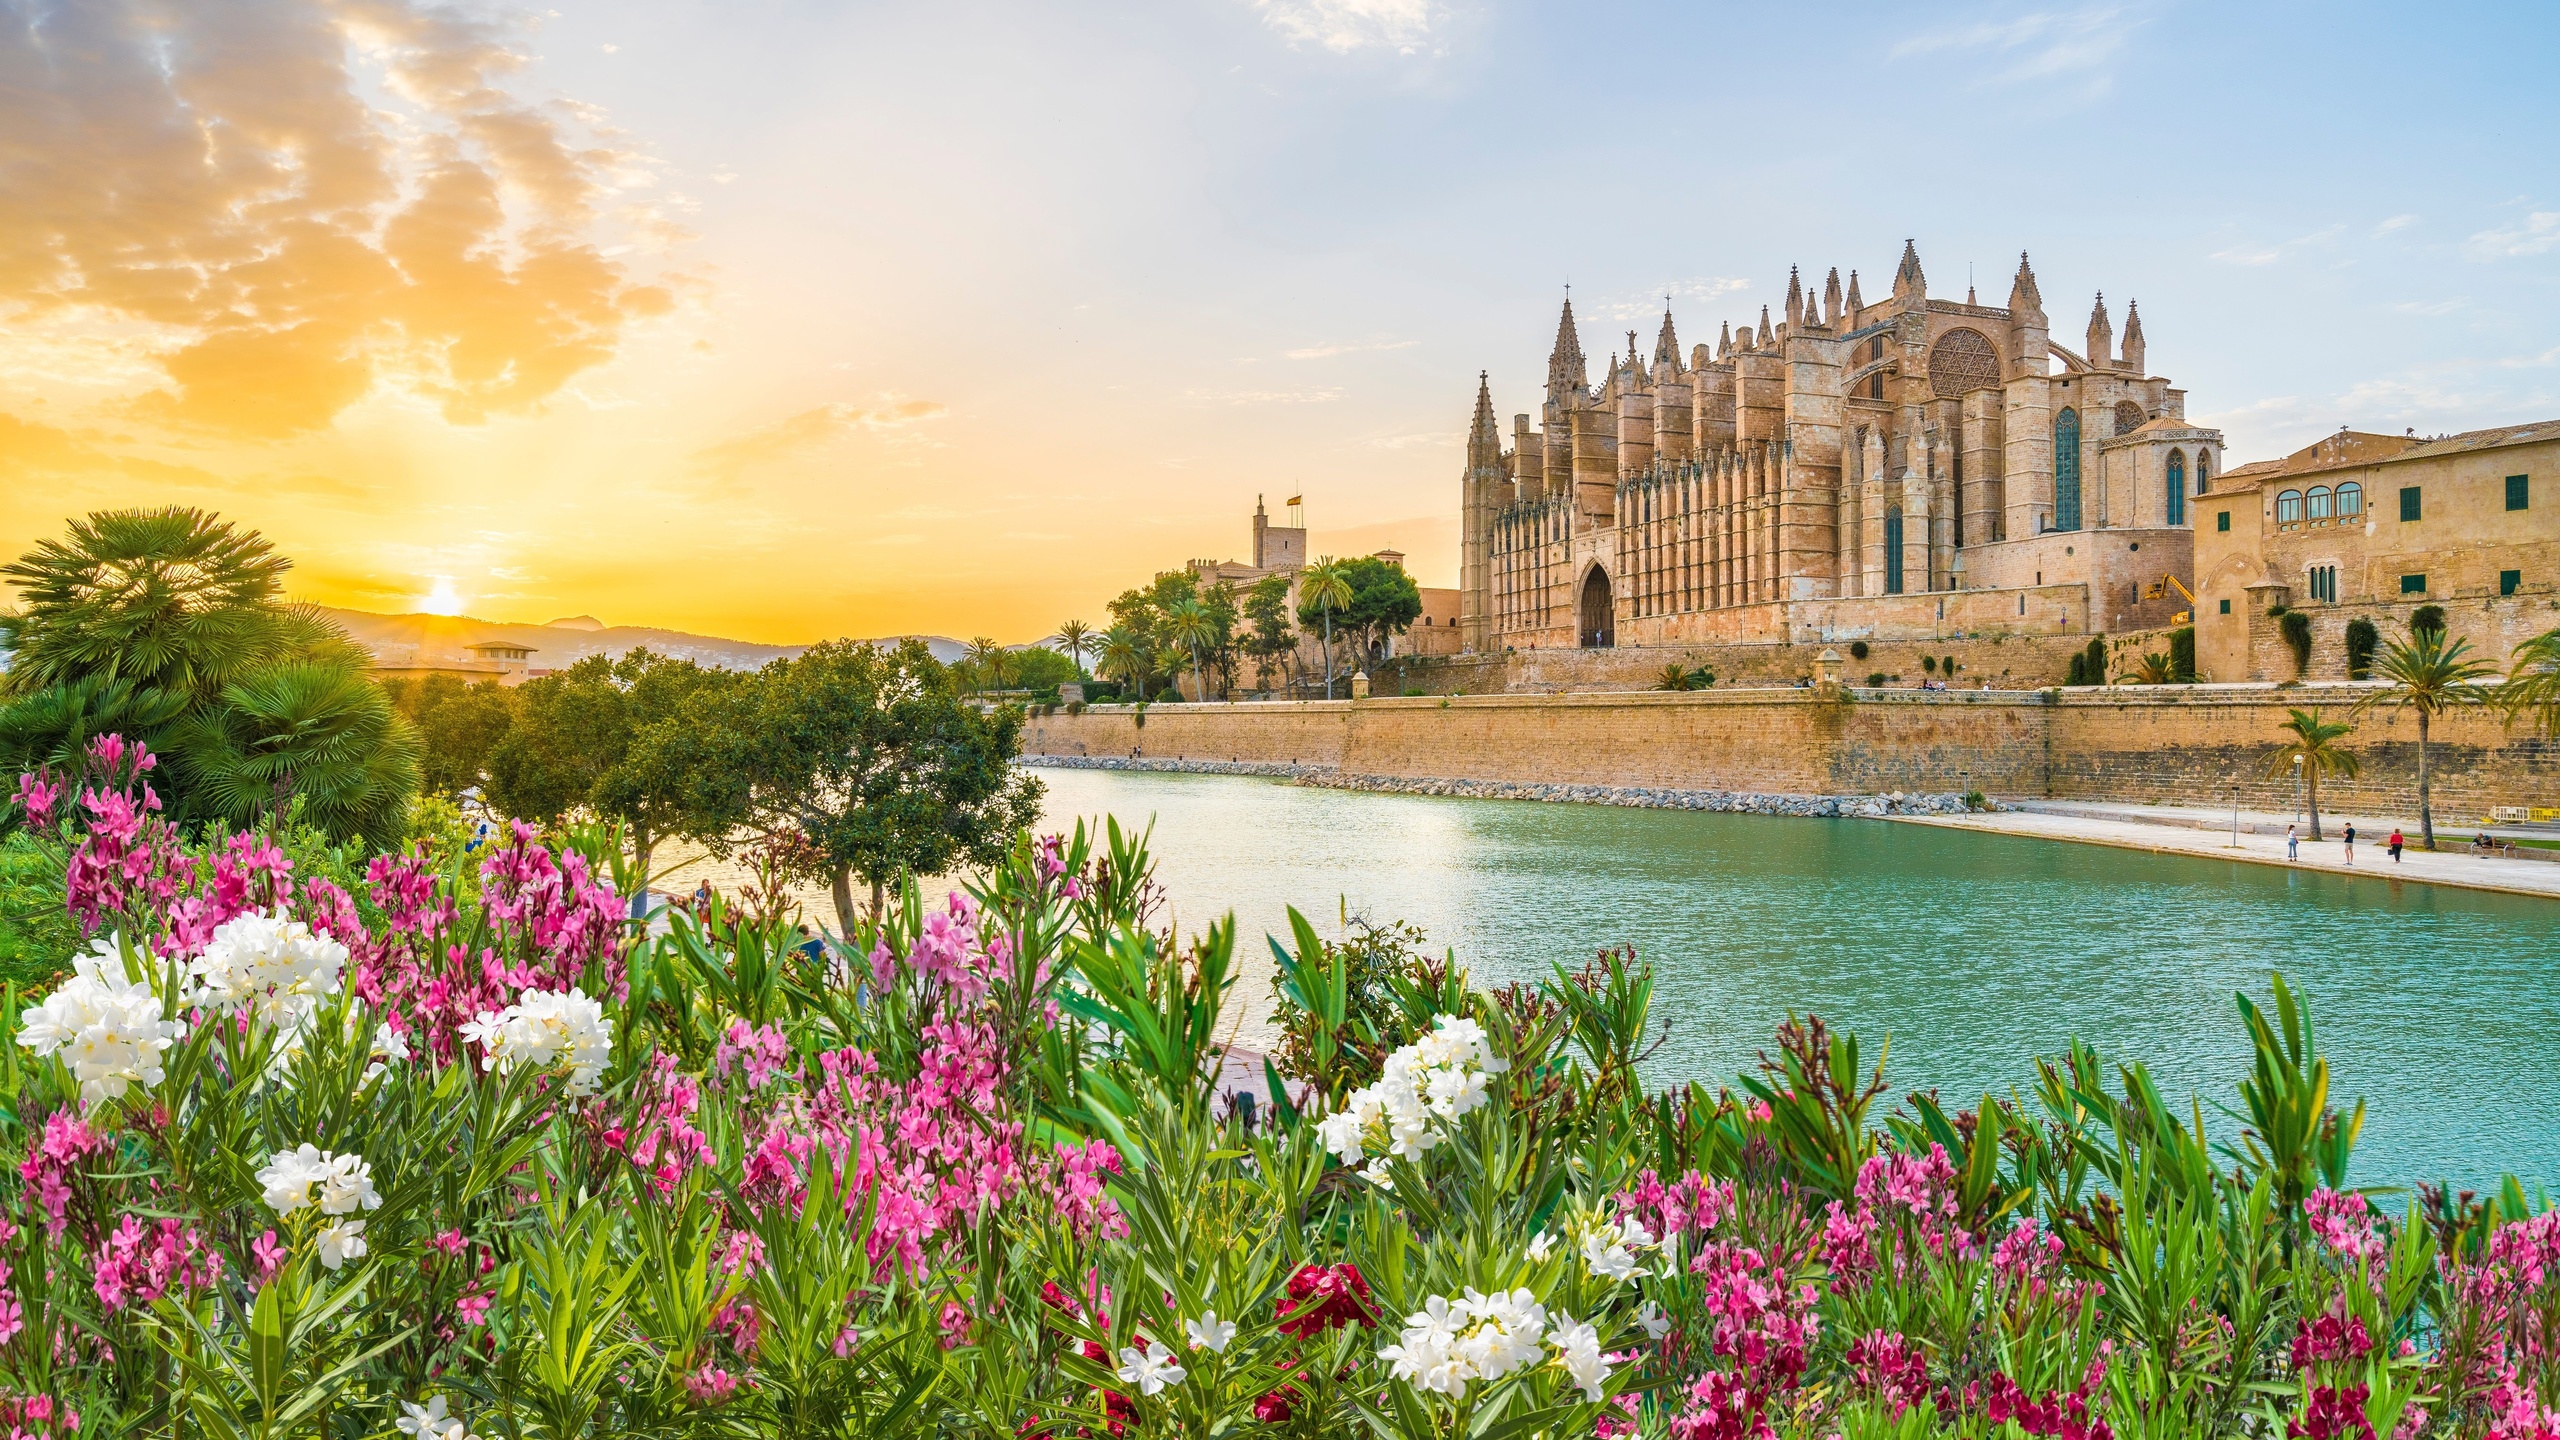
[1066,698,1088,715]
[2345,618,2379,679]
[1866,671,1887,687]
[1849,640,1870,659]
[2171,625,2198,681]
[2280,609,2315,675]
[2082,635,2108,686]
[1403,686,1427,697]
[1941,655,1956,676]
[1962,788,1988,811]
[2412,604,2447,636]
[1921,656,1937,673]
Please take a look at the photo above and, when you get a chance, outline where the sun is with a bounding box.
[422,577,465,616]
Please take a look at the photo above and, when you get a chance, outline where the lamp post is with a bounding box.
[2293,753,2306,824]
[2230,783,2243,848]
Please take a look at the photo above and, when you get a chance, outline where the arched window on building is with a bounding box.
[2337,481,2363,517]
[1884,508,1905,594]
[2276,489,2303,523]
[2053,408,2082,531]
[2307,486,2333,521]
[2196,450,2213,493]
[2166,450,2187,526]
[2115,400,2147,435]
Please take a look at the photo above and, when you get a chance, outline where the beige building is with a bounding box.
[1458,244,2217,655]
[1184,503,1462,684]
[2193,422,2560,680]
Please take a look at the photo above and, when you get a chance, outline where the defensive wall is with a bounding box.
[1023,685,2559,818]
[1374,631,2097,695]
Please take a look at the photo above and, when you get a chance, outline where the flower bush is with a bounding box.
[0,738,2554,1438]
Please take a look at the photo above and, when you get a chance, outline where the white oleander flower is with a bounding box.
[1527,1230,1555,1262]
[1114,1345,1186,1395]
[188,911,347,1034]
[1314,1014,1508,1180]
[396,1395,469,1440]
[316,1218,368,1271]
[256,1143,383,1217]
[1184,1311,1235,1353]
[18,936,185,1105]
[1582,1216,1655,1284]
[1378,1287,1550,1398]
[1549,1316,1611,1402]
[460,987,612,1094]
[1638,1299,1672,1341]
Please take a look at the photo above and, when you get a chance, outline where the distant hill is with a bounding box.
[323,608,967,672]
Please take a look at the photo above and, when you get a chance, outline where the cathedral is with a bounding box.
[1457,244,2224,654]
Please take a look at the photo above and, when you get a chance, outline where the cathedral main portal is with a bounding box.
[1578,567,1614,648]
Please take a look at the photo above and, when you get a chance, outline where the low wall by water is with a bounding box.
[1023,685,2560,816]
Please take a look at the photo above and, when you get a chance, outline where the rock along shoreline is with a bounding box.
[1012,753,1996,818]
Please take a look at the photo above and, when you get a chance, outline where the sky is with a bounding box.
[2,0,2556,645]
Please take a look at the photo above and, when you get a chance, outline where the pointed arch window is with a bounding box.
[2053,408,2082,531]
[1884,509,1905,594]
[2166,450,2187,526]
[2195,450,2212,494]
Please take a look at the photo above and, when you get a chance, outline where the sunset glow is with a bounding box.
[2,3,2553,645]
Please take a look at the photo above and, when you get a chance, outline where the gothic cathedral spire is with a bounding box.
[1545,295,1586,405]
[1653,307,1680,371]
[2120,299,2146,374]
[2086,293,2113,370]
[2008,252,2043,317]
[1893,239,1925,301]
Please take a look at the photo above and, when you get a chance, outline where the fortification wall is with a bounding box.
[1373,633,2091,696]
[1021,686,2559,816]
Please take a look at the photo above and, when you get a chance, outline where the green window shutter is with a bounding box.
[2219,598,2231,614]
[2400,573,2427,595]
[2216,510,2231,532]
[2509,474,2531,511]
[2502,569,2523,596]
[2399,486,2422,521]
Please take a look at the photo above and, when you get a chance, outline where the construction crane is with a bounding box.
[2144,575,2195,625]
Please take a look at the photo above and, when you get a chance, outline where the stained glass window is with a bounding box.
[2166,450,2186,526]
[2053,408,2082,531]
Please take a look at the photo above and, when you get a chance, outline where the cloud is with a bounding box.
[1252,0,1439,54]
[2209,225,2344,266]
[0,411,240,490]
[1890,6,2140,86]
[1593,277,1751,323]
[687,397,949,484]
[1285,338,1419,359]
[1183,386,1345,405]
[0,0,677,438]
[2373,214,2419,236]
[2465,211,2560,260]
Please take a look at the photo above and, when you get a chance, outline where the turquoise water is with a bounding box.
[1030,767,2560,1192]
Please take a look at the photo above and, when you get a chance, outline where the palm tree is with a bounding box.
[1653,664,1693,692]
[1150,641,1189,702]
[1096,625,1147,703]
[2498,626,2560,738]
[1164,597,1216,701]
[2115,652,2177,685]
[1056,620,1093,677]
[2261,708,2359,841]
[2356,626,2498,850]
[1300,559,1353,699]
[0,505,297,697]
[168,660,423,849]
[963,637,1002,694]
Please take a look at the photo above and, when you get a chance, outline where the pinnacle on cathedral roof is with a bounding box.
[1471,370,1499,438]
[2009,252,2042,314]
[1843,269,1864,317]
[2122,298,2144,342]
[1653,307,1680,370]
[1755,305,1773,347]
[1784,265,1803,327]
[1893,239,1925,299]
[1717,320,1732,359]
[1822,267,1843,325]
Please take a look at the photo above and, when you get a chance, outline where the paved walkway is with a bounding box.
[1895,807,2560,901]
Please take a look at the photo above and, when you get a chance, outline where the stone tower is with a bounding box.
[1459,372,1505,652]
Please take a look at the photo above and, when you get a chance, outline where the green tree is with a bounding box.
[381,674,518,796]
[1055,620,1093,676]
[666,638,1043,931]
[2115,652,2176,685]
[1096,624,1149,703]
[1296,559,1353,698]
[0,507,419,844]
[1164,596,1216,701]
[2499,626,2560,739]
[2262,708,2359,841]
[485,648,734,876]
[1331,555,1424,673]
[2355,625,2498,850]
[961,637,1009,694]
[1242,574,1296,693]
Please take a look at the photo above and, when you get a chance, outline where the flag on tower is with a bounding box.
[1285,495,1302,506]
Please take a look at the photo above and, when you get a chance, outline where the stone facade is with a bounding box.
[1459,245,2218,657]
[1024,686,2558,817]
[2192,422,2560,680]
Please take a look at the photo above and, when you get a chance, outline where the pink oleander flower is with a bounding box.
[1846,1330,1930,1414]
[2305,1188,2383,1262]
[92,1215,223,1313]
[456,1289,494,1328]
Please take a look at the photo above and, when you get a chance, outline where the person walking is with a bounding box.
[2388,827,2406,863]
[2342,822,2356,864]
[2286,824,2300,860]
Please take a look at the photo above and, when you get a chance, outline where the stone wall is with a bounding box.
[1024,685,2559,817]
[2240,592,2560,682]
[1371,633,2092,695]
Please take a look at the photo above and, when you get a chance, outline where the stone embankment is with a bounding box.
[1015,754,1992,817]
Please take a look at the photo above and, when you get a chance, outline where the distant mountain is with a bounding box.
[323,608,968,672]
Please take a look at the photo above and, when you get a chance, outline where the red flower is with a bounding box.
[1277,1262,1375,1338]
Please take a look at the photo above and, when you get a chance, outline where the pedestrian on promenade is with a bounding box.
[2343,822,2356,864]
[2287,824,2299,860]
[2389,827,2406,863]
